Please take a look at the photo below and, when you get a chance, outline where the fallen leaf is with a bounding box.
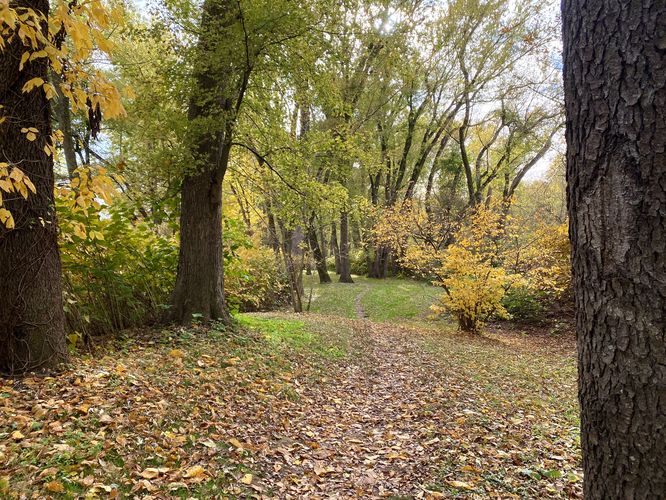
[228,437,243,449]
[241,473,253,485]
[446,480,474,490]
[140,468,160,479]
[183,465,206,479]
[45,480,65,493]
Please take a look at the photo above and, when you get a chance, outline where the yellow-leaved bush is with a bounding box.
[431,206,525,333]
[375,201,572,333]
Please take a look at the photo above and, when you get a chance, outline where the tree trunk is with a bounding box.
[562,1,666,497]
[170,0,241,326]
[331,221,341,274]
[307,218,332,284]
[0,0,67,374]
[279,224,304,313]
[338,211,354,283]
[52,71,78,177]
[369,245,389,279]
[170,171,230,324]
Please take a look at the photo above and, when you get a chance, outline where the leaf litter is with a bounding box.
[0,314,581,498]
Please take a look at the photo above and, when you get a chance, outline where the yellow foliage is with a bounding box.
[0,0,125,228]
[57,166,120,241]
[430,205,523,333]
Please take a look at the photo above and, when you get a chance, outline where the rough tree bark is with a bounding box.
[562,0,666,497]
[0,0,67,374]
[170,0,240,325]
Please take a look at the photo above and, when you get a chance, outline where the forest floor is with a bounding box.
[1,278,582,499]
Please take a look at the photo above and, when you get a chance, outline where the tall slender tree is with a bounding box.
[0,0,67,373]
[562,0,666,496]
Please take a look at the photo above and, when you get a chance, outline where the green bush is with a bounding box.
[349,248,368,276]
[59,202,178,337]
[326,255,337,273]
[225,245,290,313]
[502,286,544,322]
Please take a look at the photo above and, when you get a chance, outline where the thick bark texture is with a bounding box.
[562,1,666,497]
[0,0,67,373]
[338,211,354,283]
[170,0,238,326]
[170,171,230,324]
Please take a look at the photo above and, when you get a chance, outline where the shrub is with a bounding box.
[430,206,523,333]
[349,248,368,276]
[225,244,290,313]
[502,286,543,322]
[59,199,178,338]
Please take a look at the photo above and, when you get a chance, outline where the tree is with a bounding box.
[562,0,666,497]
[168,0,238,325]
[167,0,312,324]
[0,0,67,373]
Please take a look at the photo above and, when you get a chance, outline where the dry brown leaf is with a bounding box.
[140,468,160,479]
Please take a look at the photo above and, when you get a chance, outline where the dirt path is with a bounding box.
[244,319,451,497]
[354,291,368,319]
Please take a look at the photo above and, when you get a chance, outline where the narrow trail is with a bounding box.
[246,319,451,497]
[354,291,368,319]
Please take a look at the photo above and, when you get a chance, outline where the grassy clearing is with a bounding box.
[235,313,348,360]
[303,274,441,322]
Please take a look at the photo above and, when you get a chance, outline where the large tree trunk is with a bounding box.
[0,0,67,374]
[170,171,230,324]
[562,1,666,497]
[338,211,354,283]
[170,0,243,326]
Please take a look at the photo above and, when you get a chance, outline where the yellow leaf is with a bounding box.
[446,480,474,490]
[22,77,44,93]
[0,208,15,230]
[19,51,29,70]
[183,465,206,479]
[11,430,24,440]
[168,349,184,358]
[240,473,253,485]
[140,468,160,479]
[228,438,243,449]
[45,480,65,493]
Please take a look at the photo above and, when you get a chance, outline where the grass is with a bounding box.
[235,314,347,360]
[303,273,441,322]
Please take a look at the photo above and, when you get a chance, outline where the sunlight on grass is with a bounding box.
[303,274,441,322]
[236,314,345,359]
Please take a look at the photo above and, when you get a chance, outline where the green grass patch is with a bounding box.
[303,274,441,322]
[236,314,345,359]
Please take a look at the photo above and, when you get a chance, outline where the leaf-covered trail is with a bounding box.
[252,320,447,497]
[1,313,581,498]
[232,315,582,498]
